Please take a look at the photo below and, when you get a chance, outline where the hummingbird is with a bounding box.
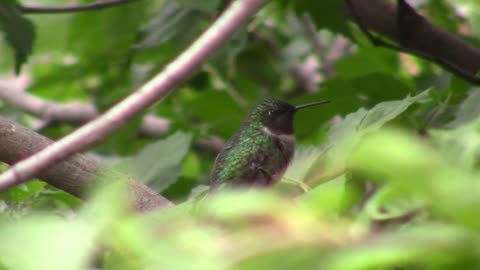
[210,98,329,191]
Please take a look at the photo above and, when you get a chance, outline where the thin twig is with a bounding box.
[0,0,268,190]
[305,169,347,187]
[202,63,247,107]
[300,14,335,78]
[18,0,138,14]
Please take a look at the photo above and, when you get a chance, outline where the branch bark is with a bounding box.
[0,116,172,212]
[0,76,224,152]
[0,77,169,134]
[345,0,480,84]
[0,0,268,190]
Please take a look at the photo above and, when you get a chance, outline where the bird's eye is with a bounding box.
[267,110,273,116]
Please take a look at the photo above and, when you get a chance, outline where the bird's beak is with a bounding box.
[295,100,330,111]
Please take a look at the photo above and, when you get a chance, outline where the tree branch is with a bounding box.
[0,75,224,152]
[18,0,138,14]
[344,0,480,84]
[0,0,268,191]
[0,76,169,133]
[0,116,172,212]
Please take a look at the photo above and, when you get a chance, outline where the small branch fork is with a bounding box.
[345,0,480,84]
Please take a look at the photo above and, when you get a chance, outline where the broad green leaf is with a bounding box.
[431,118,480,170]
[365,184,422,221]
[188,91,245,138]
[28,60,91,102]
[302,175,346,215]
[163,152,203,199]
[335,48,399,78]
[425,0,460,32]
[177,0,221,12]
[293,0,351,39]
[283,146,328,183]
[448,89,480,128]
[305,91,431,183]
[37,188,82,209]
[0,1,35,73]
[65,1,146,110]
[339,172,365,214]
[68,1,145,57]
[135,2,203,50]
[232,247,323,270]
[349,128,480,228]
[328,91,431,145]
[292,79,363,138]
[115,132,193,192]
[352,73,413,105]
[323,224,476,270]
[0,181,45,203]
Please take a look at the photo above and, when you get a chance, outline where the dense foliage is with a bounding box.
[1,0,480,269]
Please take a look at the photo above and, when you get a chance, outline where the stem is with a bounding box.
[300,14,335,78]
[305,169,347,187]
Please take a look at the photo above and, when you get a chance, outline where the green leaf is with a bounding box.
[365,184,422,221]
[448,89,480,128]
[324,224,475,270]
[135,1,203,50]
[0,1,35,73]
[351,73,414,105]
[232,247,323,270]
[306,91,431,181]
[68,2,145,57]
[302,175,346,215]
[0,181,45,203]
[347,128,480,228]
[283,146,327,182]
[339,172,365,214]
[115,132,193,192]
[177,0,221,12]
[64,1,146,111]
[426,0,459,32]
[335,48,399,78]
[293,0,351,38]
[328,91,431,144]
[431,118,480,170]
[291,79,363,138]
[188,91,245,138]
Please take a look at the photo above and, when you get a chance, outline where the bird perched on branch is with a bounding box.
[210,98,329,191]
